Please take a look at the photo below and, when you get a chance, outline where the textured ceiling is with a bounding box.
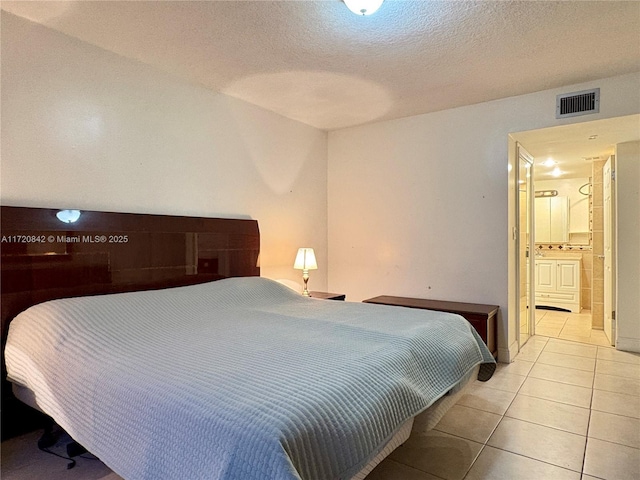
[2,0,640,131]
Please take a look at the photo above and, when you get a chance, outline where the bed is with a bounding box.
[1,206,495,480]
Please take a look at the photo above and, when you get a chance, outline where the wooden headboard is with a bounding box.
[0,205,260,439]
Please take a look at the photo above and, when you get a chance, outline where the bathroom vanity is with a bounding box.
[534,255,582,313]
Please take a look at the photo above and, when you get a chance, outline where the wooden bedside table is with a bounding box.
[363,295,498,358]
[309,291,346,301]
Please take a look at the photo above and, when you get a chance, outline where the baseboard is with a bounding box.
[616,336,640,354]
[498,340,520,363]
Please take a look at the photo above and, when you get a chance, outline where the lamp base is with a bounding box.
[301,271,310,296]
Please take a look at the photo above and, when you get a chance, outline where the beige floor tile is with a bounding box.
[433,404,501,444]
[557,334,596,345]
[561,325,593,338]
[538,317,569,327]
[535,325,563,337]
[542,311,571,321]
[564,317,592,328]
[583,438,640,480]
[594,373,640,397]
[506,394,590,435]
[479,370,526,393]
[529,363,594,388]
[496,359,534,377]
[488,417,586,472]
[527,338,551,350]
[578,334,613,347]
[544,339,597,358]
[464,446,580,480]
[515,349,544,362]
[596,359,640,379]
[591,390,640,419]
[581,476,603,480]
[537,351,596,372]
[456,385,517,415]
[519,377,592,408]
[597,348,640,365]
[521,338,548,351]
[388,430,482,480]
[588,410,640,449]
[365,458,442,480]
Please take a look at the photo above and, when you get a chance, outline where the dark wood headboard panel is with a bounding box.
[1,206,259,438]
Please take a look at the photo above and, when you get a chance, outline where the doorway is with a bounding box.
[509,116,638,353]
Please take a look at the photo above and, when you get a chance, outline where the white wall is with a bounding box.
[328,73,640,361]
[1,13,328,290]
[615,141,640,353]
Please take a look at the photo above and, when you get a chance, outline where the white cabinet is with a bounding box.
[535,257,581,313]
[535,196,569,243]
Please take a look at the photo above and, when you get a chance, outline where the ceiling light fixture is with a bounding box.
[551,167,562,177]
[541,158,556,167]
[343,0,384,16]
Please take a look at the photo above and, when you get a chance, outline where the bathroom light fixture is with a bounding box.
[541,158,556,167]
[551,167,562,177]
[294,248,318,296]
[343,0,384,16]
[56,209,81,223]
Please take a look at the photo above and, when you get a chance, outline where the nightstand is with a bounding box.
[309,291,346,301]
[363,295,498,358]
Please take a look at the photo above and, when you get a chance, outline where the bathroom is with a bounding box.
[531,157,609,345]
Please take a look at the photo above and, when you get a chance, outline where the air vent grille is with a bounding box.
[556,88,600,118]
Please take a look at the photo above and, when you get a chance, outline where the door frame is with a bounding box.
[516,144,536,350]
[603,156,616,346]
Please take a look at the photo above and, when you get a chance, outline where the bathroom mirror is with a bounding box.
[535,178,590,246]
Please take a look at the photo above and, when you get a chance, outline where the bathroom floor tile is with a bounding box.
[558,333,611,347]
[488,417,586,472]
[389,430,482,480]
[528,363,594,388]
[560,325,593,338]
[537,351,596,372]
[591,390,640,419]
[583,438,640,480]
[456,385,517,415]
[505,394,590,435]
[519,377,592,408]
[594,373,640,397]
[588,410,640,449]
[433,404,501,444]
[534,325,563,337]
[464,446,580,480]
[538,317,568,327]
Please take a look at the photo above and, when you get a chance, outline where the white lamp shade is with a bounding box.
[294,248,318,270]
[343,0,384,16]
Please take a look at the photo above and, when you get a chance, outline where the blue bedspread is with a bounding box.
[6,277,495,480]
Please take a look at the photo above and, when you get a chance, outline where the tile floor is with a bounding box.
[2,336,639,480]
[534,309,611,347]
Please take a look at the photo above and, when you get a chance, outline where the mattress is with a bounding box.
[6,277,495,480]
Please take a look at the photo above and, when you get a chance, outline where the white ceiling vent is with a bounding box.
[556,88,600,119]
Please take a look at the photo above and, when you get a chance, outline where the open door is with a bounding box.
[517,144,535,349]
[603,156,616,346]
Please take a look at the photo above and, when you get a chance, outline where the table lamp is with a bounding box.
[294,248,318,296]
